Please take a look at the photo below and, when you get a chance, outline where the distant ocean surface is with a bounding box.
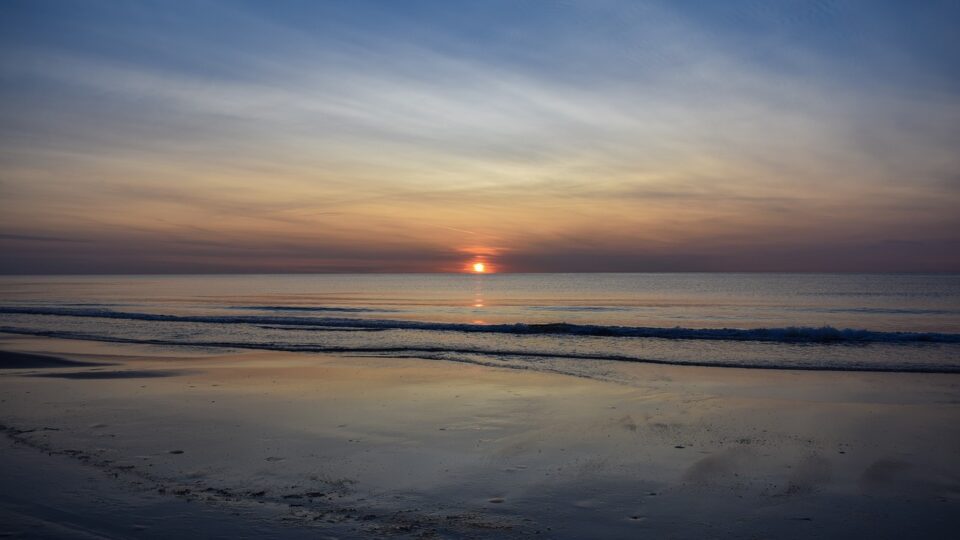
[1,273,959,373]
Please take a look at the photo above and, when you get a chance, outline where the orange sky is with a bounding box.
[1,2,958,273]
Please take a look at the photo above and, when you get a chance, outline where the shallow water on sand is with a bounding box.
[1,337,958,539]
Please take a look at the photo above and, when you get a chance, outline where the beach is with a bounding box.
[4,0,958,535]
[2,333,958,538]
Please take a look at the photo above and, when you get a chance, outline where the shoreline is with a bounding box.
[3,326,959,375]
[2,335,959,538]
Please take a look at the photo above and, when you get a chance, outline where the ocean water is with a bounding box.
[1,273,958,373]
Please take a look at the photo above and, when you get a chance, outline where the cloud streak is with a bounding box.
[1,0,958,272]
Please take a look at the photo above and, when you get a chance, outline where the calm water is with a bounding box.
[1,273,959,373]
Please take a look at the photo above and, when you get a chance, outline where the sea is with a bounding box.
[1,273,958,374]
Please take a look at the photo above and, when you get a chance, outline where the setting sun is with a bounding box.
[472,262,486,273]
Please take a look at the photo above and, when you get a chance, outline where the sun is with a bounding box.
[472,262,486,273]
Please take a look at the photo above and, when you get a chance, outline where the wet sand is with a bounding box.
[1,333,959,538]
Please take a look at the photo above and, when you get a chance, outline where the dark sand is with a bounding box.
[0,350,109,369]
[28,370,185,379]
[1,334,959,538]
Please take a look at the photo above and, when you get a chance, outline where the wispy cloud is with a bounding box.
[1,0,958,272]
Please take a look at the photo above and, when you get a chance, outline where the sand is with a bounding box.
[1,333,959,538]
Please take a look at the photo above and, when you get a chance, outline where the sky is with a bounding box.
[1,0,958,273]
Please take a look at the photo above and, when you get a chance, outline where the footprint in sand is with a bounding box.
[682,447,754,484]
[780,454,831,496]
[857,458,953,496]
[617,415,638,432]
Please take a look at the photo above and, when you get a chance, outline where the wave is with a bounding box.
[1,326,958,374]
[2,306,959,344]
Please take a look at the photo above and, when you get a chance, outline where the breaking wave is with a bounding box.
[0,325,957,374]
[2,306,958,344]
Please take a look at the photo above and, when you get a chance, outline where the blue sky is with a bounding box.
[1,0,958,272]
